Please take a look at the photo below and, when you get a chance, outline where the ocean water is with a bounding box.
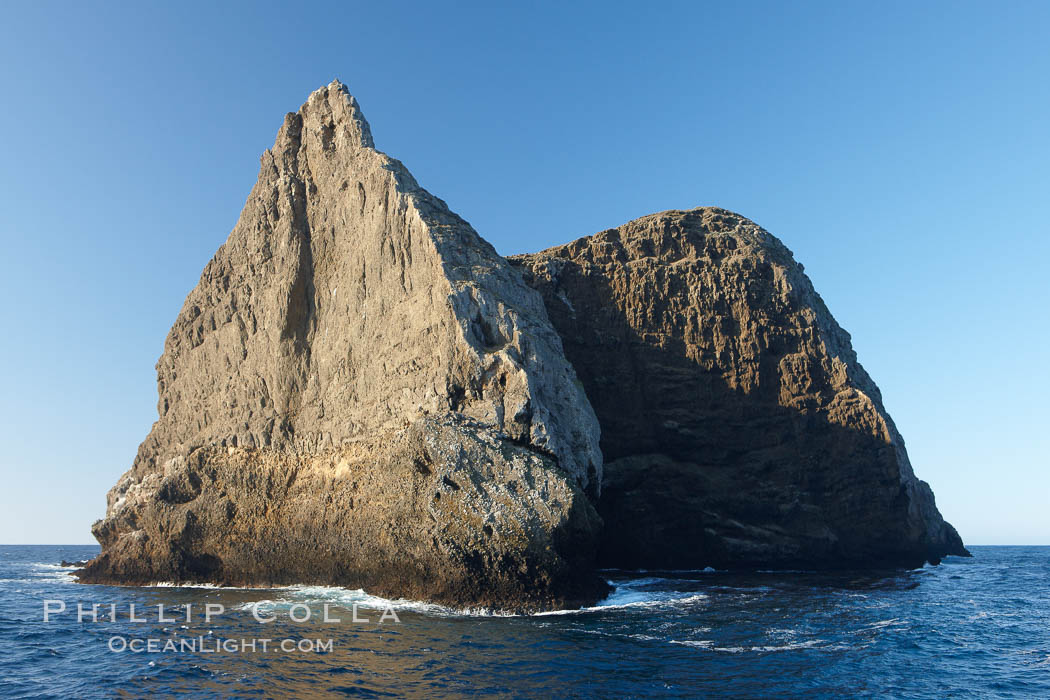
[1,545,1047,698]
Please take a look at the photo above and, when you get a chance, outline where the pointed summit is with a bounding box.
[130,80,601,489]
[296,78,375,149]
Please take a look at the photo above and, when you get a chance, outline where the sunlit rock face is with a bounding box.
[81,81,605,612]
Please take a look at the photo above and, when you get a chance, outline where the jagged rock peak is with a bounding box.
[122,79,602,494]
[80,82,606,609]
[300,79,375,149]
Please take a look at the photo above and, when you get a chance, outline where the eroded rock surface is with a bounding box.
[124,79,599,492]
[81,81,603,610]
[82,416,605,611]
[511,207,967,570]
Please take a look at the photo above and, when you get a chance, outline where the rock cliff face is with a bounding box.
[85,416,603,610]
[84,81,965,608]
[80,81,605,611]
[511,208,967,570]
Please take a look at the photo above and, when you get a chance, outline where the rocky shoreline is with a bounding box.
[80,81,966,611]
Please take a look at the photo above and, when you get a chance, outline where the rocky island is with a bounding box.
[80,80,966,611]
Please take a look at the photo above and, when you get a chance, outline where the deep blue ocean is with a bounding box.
[1,545,1047,698]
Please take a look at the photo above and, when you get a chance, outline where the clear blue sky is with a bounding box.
[1,1,1047,545]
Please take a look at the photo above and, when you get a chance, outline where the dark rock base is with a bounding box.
[79,417,609,613]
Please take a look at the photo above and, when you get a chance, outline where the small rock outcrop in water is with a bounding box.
[511,208,968,570]
[80,81,605,611]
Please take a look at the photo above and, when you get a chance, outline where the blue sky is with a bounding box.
[0,1,1047,544]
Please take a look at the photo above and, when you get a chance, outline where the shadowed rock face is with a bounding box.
[81,81,604,611]
[511,207,968,570]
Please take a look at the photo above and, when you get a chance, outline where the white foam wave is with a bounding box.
[141,582,286,590]
[28,564,77,583]
[233,586,518,618]
[671,638,826,653]
[232,578,710,619]
[865,618,905,630]
[535,577,709,616]
[65,573,714,619]
[602,566,723,574]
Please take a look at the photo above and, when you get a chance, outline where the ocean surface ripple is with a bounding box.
[1,545,1047,698]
